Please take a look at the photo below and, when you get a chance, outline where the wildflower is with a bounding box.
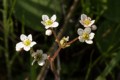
[41,14,59,29]
[45,29,52,36]
[80,14,95,27]
[16,34,36,51]
[77,28,95,44]
[60,36,70,48]
[31,50,47,66]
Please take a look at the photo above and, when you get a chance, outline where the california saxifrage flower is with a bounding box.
[80,14,95,27]
[16,34,36,51]
[41,14,59,29]
[31,50,47,66]
[77,28,95,44]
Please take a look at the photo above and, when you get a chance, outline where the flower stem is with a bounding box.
[67,37,78,45]
[51,47,62,61]
[37,0,79,79]
[50,61,59,80]
[51,29,61,47]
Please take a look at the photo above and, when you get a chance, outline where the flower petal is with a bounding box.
[42,54,47,60]
[31,52,37,57]
[45,25,51,29]
[88,20,95,27]
[51,14,56,22]
[85,40,93,44]
[89,33,95,39]
[78,36,84,42]
[16,42,24,51]
[20,34,27,41]
[30,42,36,47]
[28,34,32,41]
[52,22,59,27]
[37,50,43,54]
[16,47,21,51]
[38,60,45,66]
[41,21,45,25]
[16,42,24,48]
[84,28,91,34]
[79,20,84,26]
[42,15,49,21]
[77,28,83,35]
[23,46,30,51]
[65,36,69,41]
[81,14,87,21]
[84,25,90,27]
[88,17,91,20]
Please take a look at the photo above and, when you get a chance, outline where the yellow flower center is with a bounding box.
[23,39,31,46]
[82,33,89,40]
[45,20,53,26]
[83,19,91,26]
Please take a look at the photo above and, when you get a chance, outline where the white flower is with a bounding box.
[45,29,52,36]
[60,36,70,48]
[16,34,36,51]
[41,14,59,29]
[80,14,95,27]
[31,50,47,66]
[77,28,95,44]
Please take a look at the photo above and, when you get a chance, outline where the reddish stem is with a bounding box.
[51,47,62,61]
[51,29,61,47]
[50,61,59,80]
[67,37,78,45]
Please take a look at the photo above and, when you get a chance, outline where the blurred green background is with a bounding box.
[0,0,120,80]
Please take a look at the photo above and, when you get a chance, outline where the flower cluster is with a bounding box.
[77,14,96,44]
[41,14,59,36]
[15,34,47,66]
[80,14,95,27]
[15,14,97,66]
[77,28,95,44]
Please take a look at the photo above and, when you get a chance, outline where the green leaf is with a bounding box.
[96,52,120,80]
[96,76,106,80]
[14,0,61,31]
[104,0,120,23]
[96,20,120,54]
[96,20,120,79]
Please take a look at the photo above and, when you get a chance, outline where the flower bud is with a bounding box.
[91,25,97,30]
[45,29,52,36]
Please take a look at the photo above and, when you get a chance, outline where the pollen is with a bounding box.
[83,19,91,26]
[82,33,89,40]
[23,39,31,46]
[45,20,53,26]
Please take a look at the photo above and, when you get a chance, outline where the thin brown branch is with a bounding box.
[50,61,59,80]
[67,37,78,45]
[57,55,61,80]
[36,60,49,80]
[51,47,61,61]
[37,0,79,80]
[51,29,61,47]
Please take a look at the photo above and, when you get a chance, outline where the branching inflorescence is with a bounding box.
[15,14,97,79]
